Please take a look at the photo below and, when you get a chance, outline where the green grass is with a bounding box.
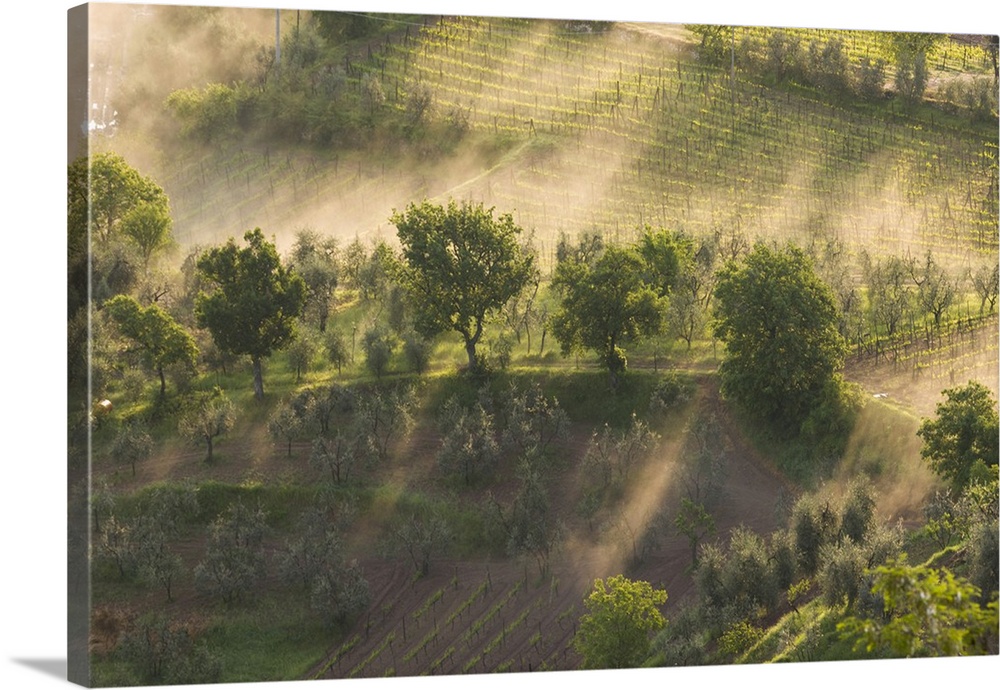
[199,596,334,683]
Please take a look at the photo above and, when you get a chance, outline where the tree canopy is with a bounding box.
[104,294,198,397]
[551,243,665,388]
[68,152,171,244]
[713,242,847,430]
[391,199,536,372]
[917,381,999,493]
[573,574,667,669]
[196,228,307,400]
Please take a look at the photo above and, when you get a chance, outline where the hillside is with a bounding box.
[74,6,998,687]
[96,10,997,268]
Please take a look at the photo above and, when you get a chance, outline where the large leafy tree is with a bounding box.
[551,244,665,389]
[573,574,667,669]
[104,295,198,398]
[68,152,170,244]
[713,242,847,429]
[196,228,307,400]
[391,200,536,373]
[917,381,999,493]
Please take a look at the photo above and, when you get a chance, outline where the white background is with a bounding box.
[3,1,998,689]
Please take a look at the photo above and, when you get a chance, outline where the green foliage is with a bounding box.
[166,82,253,142]
[583,414,659,489]
[436,397,499,486]
[116,614,222,685]
[674,498,716,568]
[649,372,695,413]
[325,331,349,375]
[392,199,536,373]
[120,202,173,267]
[194,502,269,605]
[838,561,999,656]
[719,620,765,658]
[573,574,667,669]
[387,508,451,576]
[196,228,307,400]
[68,152,170,244]
[401,330,432,374]
[290,229,339,332]
[178,388,236,462]
[277,506,370,626]
[498,463,563,575]
[361,325,395,380]
[917,381,999,493]
[713,242,847,432]
[551,244,665,389]
[840,477,877,544]
[637,227,691,297]
[104,294,198,397]
[791,493,840,576]
[110,421,153,478]
[967,519,1000,605]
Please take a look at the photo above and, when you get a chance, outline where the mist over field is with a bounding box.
[89,5,997,270]
[67,3,999,687]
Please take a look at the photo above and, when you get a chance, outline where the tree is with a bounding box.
[110,422,153,477]
[391,199,536,373]
[551,244,665,389]
[361,325,395,380]
[120,203,173,269]
[971,262,999,315]
[117,614,222,685]
[68,152,170,244]
[285,333,316,383]
[178,389,236,462]
[268,404,303,457]
[104,295,199,398]
[504,464,563,575]
[389,510,451,576]
[196,228,307,400]
[194,502,269,604]
[917,381,999,493]
[436,397,499,485]
[573,575,667,669]
[674,498,716,568]
[863,253,913,338]
[883,32,942,104]
[713,242,847,430]
[325,331,349,376]
[910,252,956,328]
[290,229,339,332]
[637,227,691,298]
[839,561,999,656]
[356,385,415,462]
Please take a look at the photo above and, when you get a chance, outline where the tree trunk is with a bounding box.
[252,356,265,401]
[158,366,167,398]
[465,339,478,372]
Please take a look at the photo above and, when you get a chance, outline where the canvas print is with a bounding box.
[67,2,999,687]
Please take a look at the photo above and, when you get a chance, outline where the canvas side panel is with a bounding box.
[67,3,91,687]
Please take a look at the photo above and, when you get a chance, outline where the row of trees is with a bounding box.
[688,25,998,119]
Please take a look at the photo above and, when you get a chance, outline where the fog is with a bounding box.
[85,6,996,277]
